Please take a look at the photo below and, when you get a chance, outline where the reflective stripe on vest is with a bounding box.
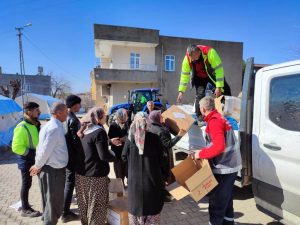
[205,123,242,174]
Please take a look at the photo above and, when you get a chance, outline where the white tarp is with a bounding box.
[15,93,62,120]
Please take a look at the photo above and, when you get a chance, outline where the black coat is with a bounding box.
[65,111,81,170]
[108,122,128,159]
[148,123,181,150]
[122,132,165,216]
[76,126,115,177]
[148,123,181,180]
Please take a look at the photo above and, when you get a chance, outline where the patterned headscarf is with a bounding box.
[129,112,148,155]
[148,110,162,124]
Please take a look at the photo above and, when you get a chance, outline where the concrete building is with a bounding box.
[0,66,51,96]
[91,24,243,107]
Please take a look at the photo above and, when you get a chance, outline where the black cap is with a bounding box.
[66,95,81,108]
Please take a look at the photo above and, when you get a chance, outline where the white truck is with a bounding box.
[174,58,300,224]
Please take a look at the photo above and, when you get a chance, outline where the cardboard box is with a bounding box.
[162,105,195,135]
[167,156,218,202]
[109,178,125,201]
[107,197,129,225]
[215,96,241,122]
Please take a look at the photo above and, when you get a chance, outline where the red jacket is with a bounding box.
[199,110,231,159]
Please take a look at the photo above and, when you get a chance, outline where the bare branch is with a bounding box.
[51,75,71,99]
[0,85,10,97]
[10,79,21,100]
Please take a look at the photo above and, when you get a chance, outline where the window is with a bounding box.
[165,55,175,71]
[130,53,140,69]
[269,74,300,132]
[24,83,31,92]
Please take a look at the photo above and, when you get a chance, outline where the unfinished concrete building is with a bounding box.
[91,24,243,107]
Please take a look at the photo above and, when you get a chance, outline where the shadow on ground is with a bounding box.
[0,147,18,165]
[233,185,253,200]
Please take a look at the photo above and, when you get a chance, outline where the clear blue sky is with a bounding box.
[0,0,299,93]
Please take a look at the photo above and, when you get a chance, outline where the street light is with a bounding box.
[15,23,32,115]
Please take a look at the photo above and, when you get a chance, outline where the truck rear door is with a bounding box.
[239,57,255,186]
[252,61,300,224]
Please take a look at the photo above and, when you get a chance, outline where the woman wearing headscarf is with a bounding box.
[108,108,129,185]
[75,107,119,225]
[122,112,165,225]
[148,110,186,185]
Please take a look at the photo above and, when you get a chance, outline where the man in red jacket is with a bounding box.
[193,96,242,225]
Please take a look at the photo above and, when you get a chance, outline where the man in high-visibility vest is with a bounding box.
[177,44,231,121]
[12,102,41,217]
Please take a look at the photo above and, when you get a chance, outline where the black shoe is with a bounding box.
[61,212,80,223]
[163,189,174,202]
[164,195,173,202]
[21,208,41,217]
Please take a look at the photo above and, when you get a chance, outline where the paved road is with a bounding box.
[0,149,283,225]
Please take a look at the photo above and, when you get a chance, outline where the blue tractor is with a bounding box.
[107,88,168,126]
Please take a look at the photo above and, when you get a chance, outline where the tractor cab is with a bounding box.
[129,88,161,113]
[107,88,166,126]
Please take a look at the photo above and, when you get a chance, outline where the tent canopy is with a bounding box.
[0,95,22,146]
[0,95,22,115]
[15,93,62,120]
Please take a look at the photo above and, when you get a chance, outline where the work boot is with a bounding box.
[21,208,41,217]
[61,211,80,223]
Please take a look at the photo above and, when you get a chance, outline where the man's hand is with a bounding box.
[177,92,183,103]
[110,137,122,146]
[29,165,41,176]
[190,150,201,160]
[214,88,222,98]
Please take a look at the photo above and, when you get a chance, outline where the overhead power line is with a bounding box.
[22,33,83,80]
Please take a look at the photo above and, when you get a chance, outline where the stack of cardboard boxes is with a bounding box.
[107,179,129,225]
[162,105,218,202]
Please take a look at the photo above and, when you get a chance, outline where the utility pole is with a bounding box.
[15,23,32,113]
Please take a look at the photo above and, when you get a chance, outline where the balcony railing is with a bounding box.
[96,62,157,72]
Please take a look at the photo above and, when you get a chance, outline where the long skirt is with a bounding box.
[75,174,109,225]
[128,213,161,225]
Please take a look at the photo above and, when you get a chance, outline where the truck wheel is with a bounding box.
[107,112,116,127]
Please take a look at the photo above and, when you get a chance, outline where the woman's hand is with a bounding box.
[119,136,127,143]
[178,129,187,137]
[190,150,201,160]
[110,137,122,146]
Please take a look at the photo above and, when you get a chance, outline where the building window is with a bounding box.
[25,84,31,92]
[165,55,175,71]
[130,53,140,69]
[269,73,300,132]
